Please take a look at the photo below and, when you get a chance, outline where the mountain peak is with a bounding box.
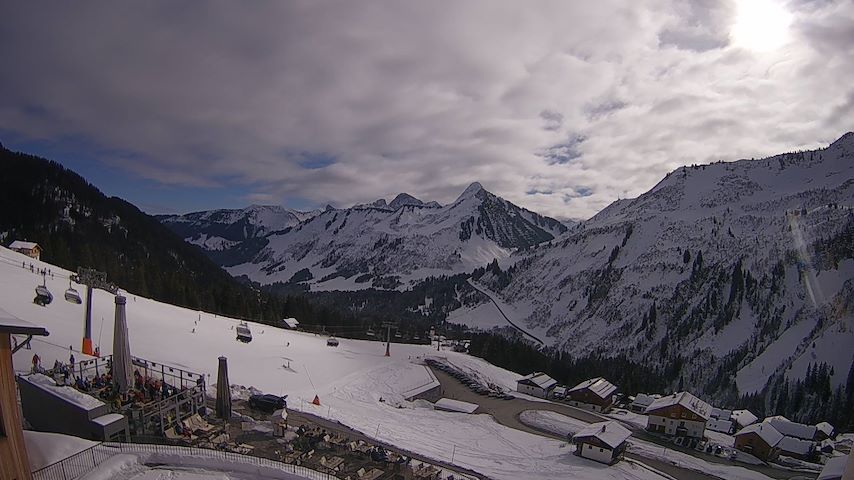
[389,193,424,209]
[456,182,485,202]
[829,131,854,148]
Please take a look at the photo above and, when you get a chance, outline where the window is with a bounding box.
[588,444,592,449]
[599,448,604,453]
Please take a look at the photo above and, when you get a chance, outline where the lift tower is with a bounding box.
[71,267,118,355]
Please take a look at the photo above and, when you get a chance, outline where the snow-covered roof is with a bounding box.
[572,421,631,449]
[735,423,783,447]
[553,386,567,395]
[645,391,712,420]
[765,416,816,440]
[9,240,39,250]
[282,317,299,328]
[434,398,479,414]
[92,413,125,426]
[732,409,759,427]
[818,453,850,480]
[816,422,835,437]
[778,436,814,456]
[707,418,733,433]
[568,377,617,400]
[0,307,49,336]
[631,393,656,408]
[24,374,105,411]
[518,372,557,390]
[710,408,731,420]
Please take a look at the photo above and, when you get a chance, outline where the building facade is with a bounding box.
[0,313,49,480]
[566,377,616,413]
[645,392,711,440]
[516,372,557,399]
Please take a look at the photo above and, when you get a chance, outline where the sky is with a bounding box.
[1,1,852,220]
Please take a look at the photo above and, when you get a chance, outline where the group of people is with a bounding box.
[132,369,184,404]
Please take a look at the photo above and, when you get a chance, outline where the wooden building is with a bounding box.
[734,423,783,461]
[645,391,711,440]
[571,421,631,465]
[8,242,41,261]
[516,372,557,399]
[566,377,617,412]
[1,310,49,480]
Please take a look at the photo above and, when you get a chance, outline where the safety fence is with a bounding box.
[32,441,338,480]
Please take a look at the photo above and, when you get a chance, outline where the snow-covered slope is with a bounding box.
[221,183,567,290]
[2,247,662,480]
[484,133,854,399]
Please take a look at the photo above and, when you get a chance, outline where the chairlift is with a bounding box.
[34,279,53,306]
[366,328,376,337]
[64,280,82,304]
[236,322,253,343]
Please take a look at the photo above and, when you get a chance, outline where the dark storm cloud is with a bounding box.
[0,0,851,219]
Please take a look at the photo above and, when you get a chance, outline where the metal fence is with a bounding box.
[32,441,338,480]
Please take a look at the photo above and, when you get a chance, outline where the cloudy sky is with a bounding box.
[1,1,852,219]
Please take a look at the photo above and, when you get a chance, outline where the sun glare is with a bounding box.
[731,0,792,52]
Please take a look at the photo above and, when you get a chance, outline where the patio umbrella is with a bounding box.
[112,295,133,396]
[216,356,232,420]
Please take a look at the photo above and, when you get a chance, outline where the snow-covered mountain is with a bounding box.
[158,204,320,252]
[482,132,854,401]
[210,183,568,289]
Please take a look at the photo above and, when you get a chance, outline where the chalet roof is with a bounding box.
[568,377,617,400]
[282,317,299,328]
[778,436,814,456]
[816,422,835,437]
[707,418,734,433]
[645,391,712,420]
[553,386,567,395]
[735,423,783,447]
[0,308,49,337]
[710,407,732,420]
[573,421,631,449]
[765,416,816,440]
[732,409,759,427]
[630,393,656,408]
[9,240,39,250]
[518,372,557,390]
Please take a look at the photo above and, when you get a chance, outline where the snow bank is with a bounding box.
[24,430,98,471]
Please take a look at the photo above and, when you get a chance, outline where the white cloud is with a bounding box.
[0,0,851,220]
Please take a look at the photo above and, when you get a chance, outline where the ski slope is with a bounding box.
[2,247,662,480]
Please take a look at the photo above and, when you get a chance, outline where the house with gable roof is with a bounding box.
[644,391,711,440]
[516,372,557,399]
[565,377,617,412]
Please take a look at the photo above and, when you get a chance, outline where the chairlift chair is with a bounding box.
[64,280,82,304]
[34,283,53,306]
[236,322,252,343]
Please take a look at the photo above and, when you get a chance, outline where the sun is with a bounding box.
[731,0,793,52]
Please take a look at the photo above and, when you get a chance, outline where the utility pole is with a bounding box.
[72,267,118,355]
[382,321,397,357]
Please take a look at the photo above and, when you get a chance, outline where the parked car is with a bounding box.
[248,393,287,412]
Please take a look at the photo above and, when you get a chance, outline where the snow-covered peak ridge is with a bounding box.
[586,132,854,227]
[389,193,425,209]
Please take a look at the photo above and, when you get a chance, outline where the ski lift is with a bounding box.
[326,337,339,347]
[236,322,252,343]
[366,328,376,337]
[33,277,53,306]
[64,280,82,304]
